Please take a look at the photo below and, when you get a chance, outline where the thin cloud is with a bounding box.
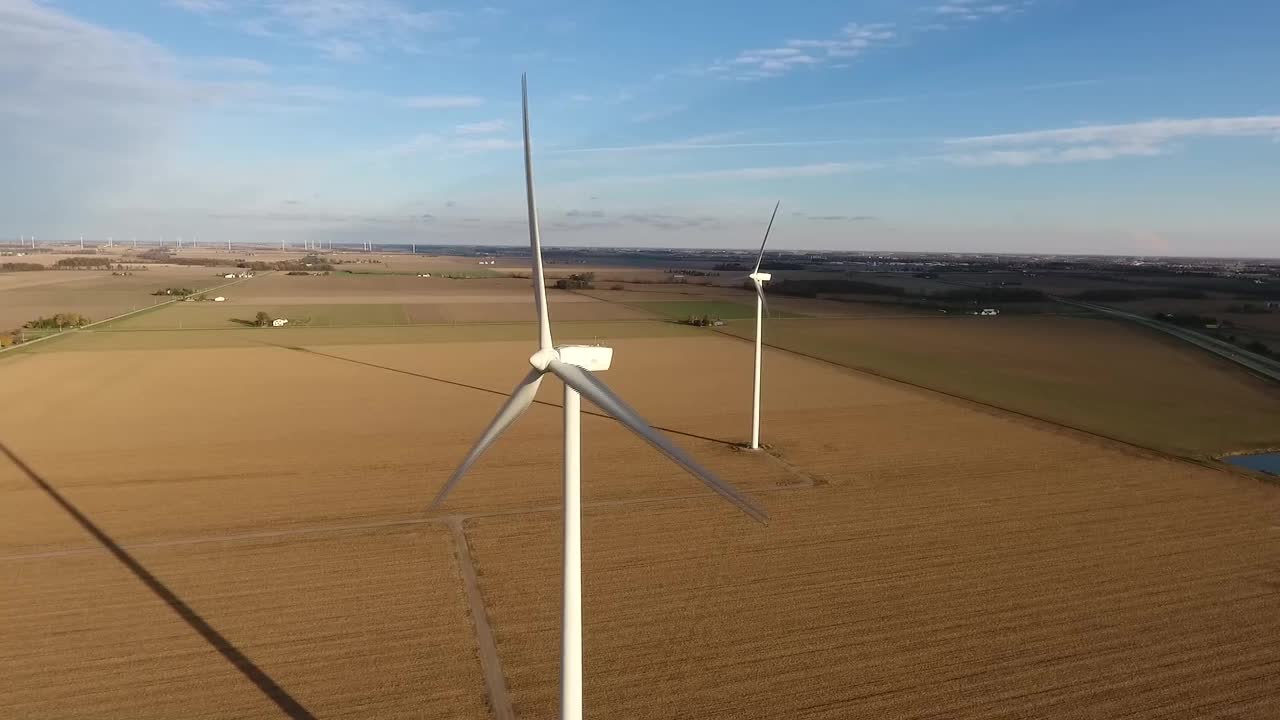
[176,0,455,59]
[944,115,1280,166]
[549,137,887,154]
[784,79,1106,112]
[188,56,273,75]
[455,119,506,135]
[704,22,896,80]
[631,105,686,123]
[168,0,229,14]
[950,116,1280,147]
[658,163,870,182]
[404,95,484,109]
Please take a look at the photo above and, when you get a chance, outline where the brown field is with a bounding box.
[2,321,1279,719]
[0,267,226,330]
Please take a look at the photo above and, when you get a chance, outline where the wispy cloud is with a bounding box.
[376,131,518,158]
[631,104,686,123]
[453,137,520,152]
[549,136,882,155]
[455,119,506,135]
[174,0,456,59]
[404,95,484,109]
[168,0,229,14]
[186,56,274,75]
[945,115,1280,166]
[1,0,187,222]
[654,163,869,182]
[804,214,880,222]
[784,79,1105,112]
[704,22,896,80]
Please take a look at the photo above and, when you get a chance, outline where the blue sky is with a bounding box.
[3,0,1278,256]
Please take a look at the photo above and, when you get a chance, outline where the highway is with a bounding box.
[1056,297,1280,384]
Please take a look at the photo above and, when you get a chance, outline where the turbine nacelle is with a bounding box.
[748,272,772,284]
[529,345,613,373]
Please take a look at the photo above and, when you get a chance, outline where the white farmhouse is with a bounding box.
[272,318,289,327]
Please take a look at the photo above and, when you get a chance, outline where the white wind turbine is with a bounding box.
[747,202,779,450]
[430,75,768,720]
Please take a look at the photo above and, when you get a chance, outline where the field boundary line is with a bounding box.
[0,272,263,356]
[0,482,819,563]
[445,518,515,720]
[702,325,1275,484]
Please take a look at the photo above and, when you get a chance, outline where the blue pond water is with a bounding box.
[1224,453,1280,476]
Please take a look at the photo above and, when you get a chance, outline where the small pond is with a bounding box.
[1223,453,1280,476]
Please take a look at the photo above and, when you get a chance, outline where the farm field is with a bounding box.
[2,316,1278,719]
[718,315,1280,456]
[628,299,800,321]
[0,266,228,330]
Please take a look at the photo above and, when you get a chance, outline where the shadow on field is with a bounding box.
[0,441,316,720]
[261,341,736,447]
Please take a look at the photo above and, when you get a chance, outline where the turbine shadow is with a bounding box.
[0,441,316,720]
[261,341,737,448]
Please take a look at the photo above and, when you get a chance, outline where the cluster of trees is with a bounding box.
[1,262,44,272]
[24,313,91,330]
[152,287,196,296]
[238,255,334,272]
[54,256,114,270]
[1153,312,1221,328]
[254,311,272,327]
[555,272,595,290]
[665,268,719,277]
[140,250,237,267]
[678,314,721,327]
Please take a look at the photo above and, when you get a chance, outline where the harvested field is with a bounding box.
[3,320,700,354]
[3,300,1279,719]
[630,299,786,320]
[0,525,487,719]
[718,315,1280,455]
[0,267,227,330]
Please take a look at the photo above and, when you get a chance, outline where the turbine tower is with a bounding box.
[748,202,779,450]
[430,75,767,720]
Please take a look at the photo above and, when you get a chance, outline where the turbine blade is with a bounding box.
[754,279,771,319]
[430,368,544,509]
[548,359,768,525]
[521,74,553,351]
[752,201,780,274]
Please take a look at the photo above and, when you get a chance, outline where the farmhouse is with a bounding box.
[271,318,289,327]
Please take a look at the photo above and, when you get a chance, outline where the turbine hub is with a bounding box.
[529,348,559,371]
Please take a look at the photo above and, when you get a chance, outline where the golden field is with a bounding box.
[2,263,1278,718]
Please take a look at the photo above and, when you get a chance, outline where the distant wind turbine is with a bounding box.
[429,75,767,720]
[747,202,779,450]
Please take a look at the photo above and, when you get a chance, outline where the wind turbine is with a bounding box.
[430,75,767,720]
[747,202,779,451]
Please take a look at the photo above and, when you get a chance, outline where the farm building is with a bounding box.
[271,318,289,327]
[213,297,226,302]
[980,308,1000,316]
